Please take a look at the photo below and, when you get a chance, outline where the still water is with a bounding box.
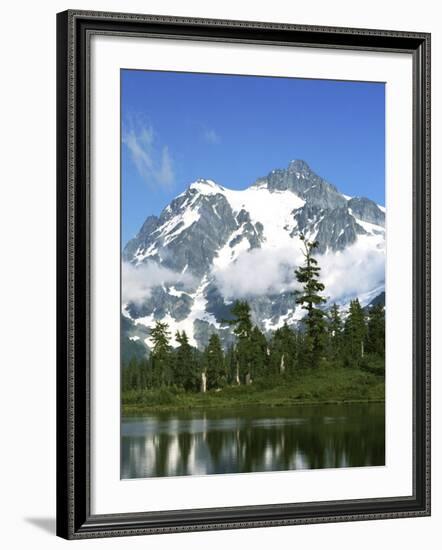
[121,403,385,479]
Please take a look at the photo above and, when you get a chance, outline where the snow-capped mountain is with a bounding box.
[122,159,385,353]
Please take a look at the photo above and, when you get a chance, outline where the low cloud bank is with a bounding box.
[123,242,384,308]
[212,246,304,300]
[212,242,384,305]
[122,261,195,305]
[319,245,385,304]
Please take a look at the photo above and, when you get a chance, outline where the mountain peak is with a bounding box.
[123,158,385,349]
[288,159,311,172]
[252,159,346,210]
[189,179,222,195]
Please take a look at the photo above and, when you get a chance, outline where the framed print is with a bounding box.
[56,10,431,539]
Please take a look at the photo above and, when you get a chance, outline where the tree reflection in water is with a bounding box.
[121,403,385,479]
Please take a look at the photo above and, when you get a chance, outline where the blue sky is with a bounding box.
[121,69,385,246]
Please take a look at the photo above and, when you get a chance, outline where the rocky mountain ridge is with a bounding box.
[122,160,385,355]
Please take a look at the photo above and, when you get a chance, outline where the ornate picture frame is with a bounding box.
[56,10,430,539]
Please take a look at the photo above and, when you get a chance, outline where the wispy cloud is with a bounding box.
[122,261,196,305]
[156,146,174,187]
[123,116,175,189]
[202,128,221,145]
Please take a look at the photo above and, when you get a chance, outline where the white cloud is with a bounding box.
[319,244,385,304]
[212,246,304,300]
[122,261,195,305]
[123,117,175,188]
[202,128,221,144]
[212,242,384,306]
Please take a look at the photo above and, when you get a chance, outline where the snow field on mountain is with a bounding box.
[122,163,386,349]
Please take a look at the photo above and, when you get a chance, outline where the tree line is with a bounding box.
[123,236,385,393]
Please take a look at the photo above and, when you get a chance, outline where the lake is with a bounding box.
[121,403,385,479]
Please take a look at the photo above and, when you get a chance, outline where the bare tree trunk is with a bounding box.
[280,353,286,374]
[201,371,207,393]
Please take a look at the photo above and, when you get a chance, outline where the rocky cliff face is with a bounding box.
[122,160,385,353]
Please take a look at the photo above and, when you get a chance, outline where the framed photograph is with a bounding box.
[56,10,431,539]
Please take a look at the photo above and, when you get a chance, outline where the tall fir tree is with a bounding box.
[343,298,367,366]
[174,330,200,391]
[225,345,237,386]
[225,301,253,384]
[269,323,297,376]
[150,321,172,386]
[250,326,269,379]
[327,303,343,361]
[204,333,226,389]
[365,304,385,357]
[294,235,327,367]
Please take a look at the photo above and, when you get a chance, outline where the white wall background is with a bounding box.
[0,0,439,548]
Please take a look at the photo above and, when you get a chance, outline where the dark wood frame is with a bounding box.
[56,9,431,540]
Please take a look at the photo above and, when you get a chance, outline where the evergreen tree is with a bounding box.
[122,356,139,391]
[225,345,237,385]
[225,301,253,384]
[269,323,297,376]
[136,357,148,390]
[174,330,200,391]
[343,299,366,366]
[142,357,153,389]
[204,333,226,389]
[294,235,327,367]
[365,304,385,357]
[228,300,253,339]
[122,356,152,391]
[250,326,269,379]
[150,321,172,386]
[327,303,343,361]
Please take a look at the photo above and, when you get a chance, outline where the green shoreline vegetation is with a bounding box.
[122,236,385,416]
[122,366,384,415]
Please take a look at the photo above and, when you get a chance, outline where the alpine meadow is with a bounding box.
[121,70,386,479]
